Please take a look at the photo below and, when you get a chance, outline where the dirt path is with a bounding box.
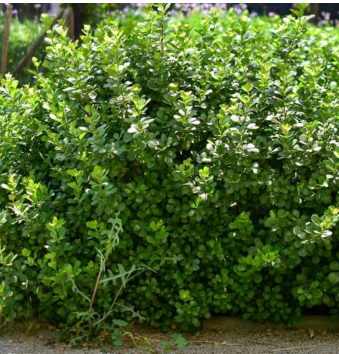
[1,322,339,353]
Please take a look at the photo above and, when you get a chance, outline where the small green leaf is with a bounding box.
[112,328,123,347]
[172,333,187,349]
[113,319,128,327]
[328,272,339,285]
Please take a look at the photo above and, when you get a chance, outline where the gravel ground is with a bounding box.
[1,322,339,354]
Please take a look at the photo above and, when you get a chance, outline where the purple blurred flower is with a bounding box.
[4,3,10,5]
[233,5,243,15]
[250,12,258,17]
[135,3,146,8]
[12,8,17,14]
[324,12,331,21]
[168,9,178,16]
[34,4,41,9]
[241,4,247,10]
[268,11,275,17]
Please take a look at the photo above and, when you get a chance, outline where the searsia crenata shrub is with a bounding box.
[2,3,339,338]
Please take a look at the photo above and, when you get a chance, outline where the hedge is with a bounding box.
[1,3,339,341]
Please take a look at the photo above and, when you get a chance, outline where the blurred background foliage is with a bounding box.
[1,3,339,85]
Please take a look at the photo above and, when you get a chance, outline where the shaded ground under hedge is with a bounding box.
[2,322,339,353]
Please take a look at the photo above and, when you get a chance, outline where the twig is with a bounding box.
[12,9,64,76]
[88,216,123,334]
[1,4,13,75]
[271,344,324,352]
[93,273,132,327]
[191,340,242,345]
[108,274,131,314]
[89,267,103,334]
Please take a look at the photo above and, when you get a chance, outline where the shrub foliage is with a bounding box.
[2,4,339,334]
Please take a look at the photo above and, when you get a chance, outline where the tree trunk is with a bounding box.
[1,5,13,76]
[309,3,319,23]
[73,4,88,39]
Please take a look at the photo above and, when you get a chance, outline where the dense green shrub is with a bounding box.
[2,3,339,337]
